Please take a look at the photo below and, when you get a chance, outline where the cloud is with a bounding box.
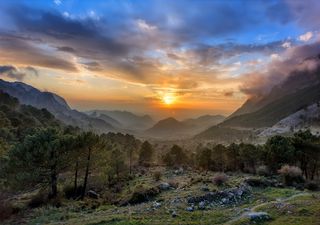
[282,41,291,48]
[0,65,38,81]
[54,0,61,6]
[298,32,313,42]
[239,40,320,97]
[0,33,78,72]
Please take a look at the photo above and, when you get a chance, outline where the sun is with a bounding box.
[162,94,175,105]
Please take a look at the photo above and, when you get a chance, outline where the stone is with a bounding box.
[186,206,194,212]
[158,182,171,191]
[198,201,206,210]
[247,212,271,221]
[87,190,99,199]
[172,210,178,217]
[153,202,161,208]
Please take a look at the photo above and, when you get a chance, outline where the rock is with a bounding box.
[87,190,99,199]
[247,212,271,222]
[201,186,210,192]
[186,206,194,212]
[174,168,184,175]
[172,210,178,217]
[198,201,206,210]
[153,201,161,208]
[158,182,171,191]
[221,198,228,204]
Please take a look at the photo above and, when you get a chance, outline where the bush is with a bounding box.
[278,165,304,186]
[0,194,20,221]
[126,185,160,205]
[213,173,228,186]
[63,184,83,199]
[257,165,269,176]
[28,191,48,208]
[305,181,319,191]
[153,171,162,181]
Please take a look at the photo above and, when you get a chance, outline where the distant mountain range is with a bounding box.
[145,115,225,139]
[87,110,154,131]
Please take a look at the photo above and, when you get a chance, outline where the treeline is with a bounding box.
[160,130,320,180]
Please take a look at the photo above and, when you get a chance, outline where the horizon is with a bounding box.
[0,0,320,119]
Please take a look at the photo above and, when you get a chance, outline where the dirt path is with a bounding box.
[224,192,311,225]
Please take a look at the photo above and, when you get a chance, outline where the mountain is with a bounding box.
[198,57,320,141]
[87,111,122,128]
[0,79,114,133]
[259,102,320,137]
[182,115,225,128]
[229,63,320,119]
[220,82,320,128]
[144,115,225,139]
[145,117,190,138]
[87,110,154,130]
[0,91,61,145]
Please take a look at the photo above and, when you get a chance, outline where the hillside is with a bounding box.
[220,83,320,128]
[229,64,320,118]
[88,110,154,130]
[0,79,114,133]
[0,91,61,151]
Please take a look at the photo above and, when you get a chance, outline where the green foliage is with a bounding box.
[138,141,154,166]
[265,135,296,172]
[4,128,75,196]
[163,144,189,167]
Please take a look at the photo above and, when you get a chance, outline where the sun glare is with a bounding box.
[162,94,175,105]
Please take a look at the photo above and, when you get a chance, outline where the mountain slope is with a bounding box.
[145,117,190,138]
[0,79,114,132]
[0,91,61,146]
[88,110,154,130]
[259,102,320,136]
[229,65,320,118]
[220,83,320,128]
[182,115,225,128]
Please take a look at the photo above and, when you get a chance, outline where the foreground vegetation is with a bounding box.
[1,91,320,224]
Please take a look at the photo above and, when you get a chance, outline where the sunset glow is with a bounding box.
[0,0,319,119]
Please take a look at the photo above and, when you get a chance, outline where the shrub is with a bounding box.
[305,181,319,191]
[278,165,304,186]
[153,171,162,181]
[28,191,48,208]
[213,173,228,186]
[63,184,83,199]
[0,194,20,221]
[257,165,269,176]
[126,185,160,205]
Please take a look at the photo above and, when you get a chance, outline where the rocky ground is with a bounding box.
[3,167,320,225]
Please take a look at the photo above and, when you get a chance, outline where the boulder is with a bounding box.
[158,182,171,191]
[247,212,271,222]
[87,190,99,199]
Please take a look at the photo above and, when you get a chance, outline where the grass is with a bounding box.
[2,170,320,225]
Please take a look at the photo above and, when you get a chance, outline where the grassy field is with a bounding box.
[3,168,320,225]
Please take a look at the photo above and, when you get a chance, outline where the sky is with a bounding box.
[0,0,320,119]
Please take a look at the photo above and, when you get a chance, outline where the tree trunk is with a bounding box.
[50,149,58,198]
[81,147,91,200]
[129,149,132,175]
[74,159,79,198]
